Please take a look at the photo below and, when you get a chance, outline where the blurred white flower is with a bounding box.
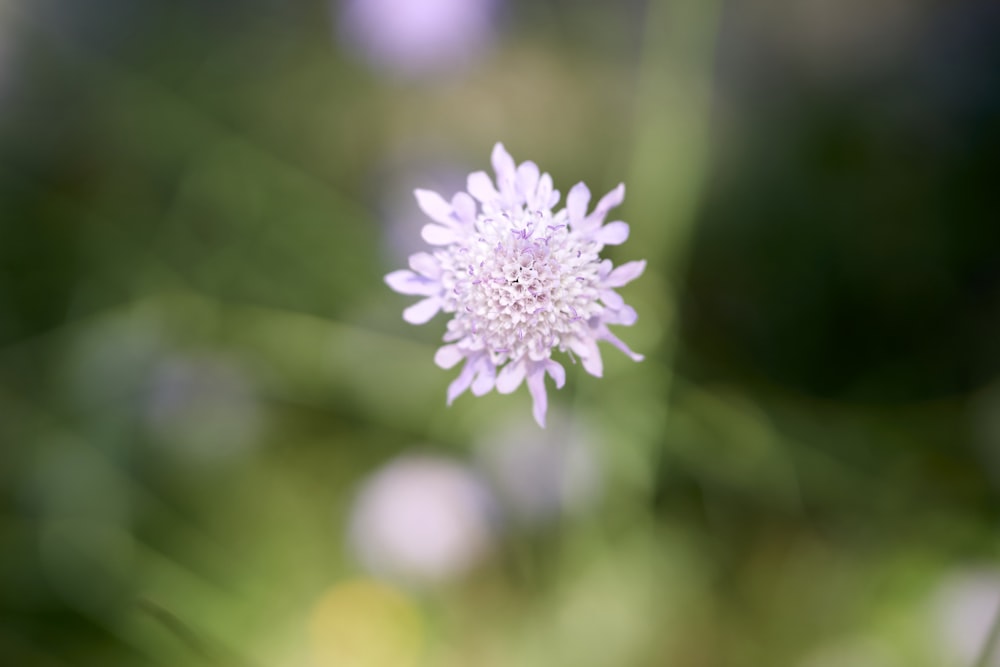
[348,455,495,586]
[930,568,1000,667]
[337,0,499,77]
[476,411,601,524]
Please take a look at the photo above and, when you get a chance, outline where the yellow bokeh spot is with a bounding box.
[309,579,423,667]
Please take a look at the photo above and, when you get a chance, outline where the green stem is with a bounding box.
[624,0,722,490]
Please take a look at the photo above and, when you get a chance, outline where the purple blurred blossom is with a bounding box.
[337,0,499,77]
[930,568,1000,666]
[348,454,495,586]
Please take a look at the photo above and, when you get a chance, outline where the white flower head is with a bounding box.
[348,455,495,586]
[385,143,646,427]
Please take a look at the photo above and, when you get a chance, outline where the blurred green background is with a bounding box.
[1,0,999,665]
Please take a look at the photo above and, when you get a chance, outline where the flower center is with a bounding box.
[441,213,604,364]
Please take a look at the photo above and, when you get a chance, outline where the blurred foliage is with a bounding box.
[1,0,999,666]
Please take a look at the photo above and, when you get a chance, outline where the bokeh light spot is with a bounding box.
[308,579,423,667]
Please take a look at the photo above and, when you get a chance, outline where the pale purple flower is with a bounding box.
[347,455,495,586]
[337,0,498,77]
[930,568,1000,666]
[385,143,646,427]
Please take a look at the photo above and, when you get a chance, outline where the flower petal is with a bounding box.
[604,260,646,288]
[569,337,603,377]
[526,367,549,428]
[421,224,459,245]
[447,361,476,405]
[545,359,566,388]
[451,192,477,224]
[605,304,638,326]
[594,221,630,246]
[529,172,554,210]
[467,171,499,204]
[589,183,625,222]
[600,289,625,310]
[471,361,496,396]
[385,270,439,296]
[566,182,591,227]
[516,161,540,200]
[495,360,526,393]
[434,344,464,369]
[491,143,516,182]
[599,327,644,361]
[546,185,561,209]
[414,189,454,225]
[402,297,441,324]
[408,252,441,278]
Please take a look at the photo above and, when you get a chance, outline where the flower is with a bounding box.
[930,568,1000,667]
[347,455,495,586]
[385,143,646,427]
[336,0,498,77]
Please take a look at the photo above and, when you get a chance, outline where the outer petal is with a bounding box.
[516,161,540,200]
[598,327,644,361]
[491,143,517,182]
[593,221,630,246]
[546,184,561,210]
[414,189,454,225]
[434,344,465,369]
[600,289,625,310]
[495,360,526,394]
[605,304,638,326]
[451,192,477,224]
[471,361,496,396]
[408,252,441,278]
[526,366,549,428]
[587,183,625,225]
[467,171,499,204]
[545,359,566,388]
[526,171,552,211]
[421,224,459,245]
[384,270,439,296]
[447,361,476,405]
[604,260,646,288]
[402,297,441,324]
[569,337,603,377]
[566,182,591,227]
